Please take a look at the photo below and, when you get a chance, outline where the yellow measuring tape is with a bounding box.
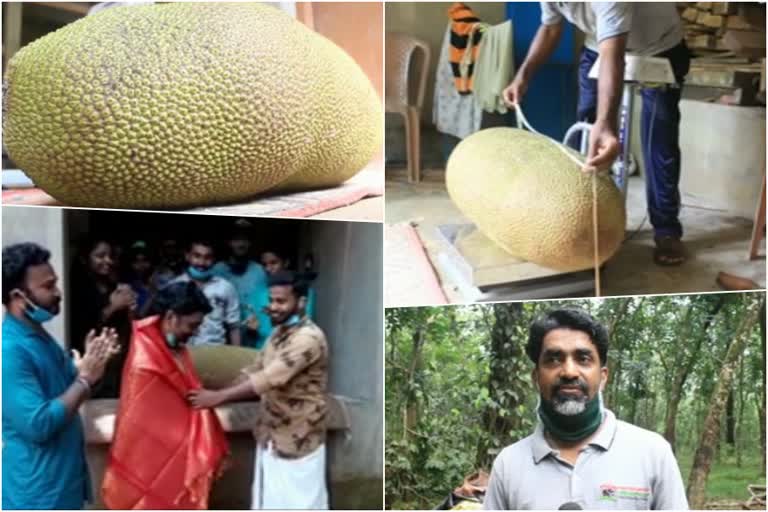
[513,104,602,297]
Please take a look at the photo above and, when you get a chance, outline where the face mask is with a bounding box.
[165,332,180,349]
[538,390,603,442]
[163,313,183,349]
[187,265,213,281]
[285,314,301,327]
[19,292,57,324]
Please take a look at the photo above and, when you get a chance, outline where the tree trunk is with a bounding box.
[403,323,426,441]
[628,393,639,425]
[645,393,657,431]
[663,297,725,451]
[609,358,622,417]
[477,303,527,469]
[604,299,632,411]
[686,297,761,509]
[640,397,648,430]
[760,300,766,470]
[693,399,703,451]
[664,393,681,450]
[725,389,736,446]
[736,354,745,467]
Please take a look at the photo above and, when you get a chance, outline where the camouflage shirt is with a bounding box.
[241,318,328,458]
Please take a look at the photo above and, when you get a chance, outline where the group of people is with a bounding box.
[66,219,316,398]
[2,220,330,509]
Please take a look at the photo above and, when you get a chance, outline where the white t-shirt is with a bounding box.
[171,273,240,346]
[540,2,683,56]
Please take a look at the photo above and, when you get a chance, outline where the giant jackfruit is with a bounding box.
[189,344,261,390]
[3,2,382,208]
[446,128,626,272]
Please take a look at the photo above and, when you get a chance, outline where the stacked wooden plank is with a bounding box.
[678,2,765,60]
[678,2,765,105]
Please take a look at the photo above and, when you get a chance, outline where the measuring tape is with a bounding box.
[513,104,602,297]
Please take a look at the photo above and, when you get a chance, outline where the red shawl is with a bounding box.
[102,316,229,509]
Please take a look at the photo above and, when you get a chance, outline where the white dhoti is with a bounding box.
[251,442,328,510]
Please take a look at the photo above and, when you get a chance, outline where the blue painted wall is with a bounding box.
[506,2,579,141]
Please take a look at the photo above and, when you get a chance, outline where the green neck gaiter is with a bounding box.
[538,392,603,442]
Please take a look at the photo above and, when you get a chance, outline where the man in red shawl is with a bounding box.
[102,282,229,509]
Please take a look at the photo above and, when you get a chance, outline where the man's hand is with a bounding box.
[244,313,260,333]
[187,388,224,409]
[109,284,137,312]
[502,75,528,107]
[584,120,620,173]
[586,33,627,173]
[73,327,120,385]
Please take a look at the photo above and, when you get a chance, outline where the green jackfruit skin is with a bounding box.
[188,345,261,390]
[4,2,382,208]
[446,127,627,272]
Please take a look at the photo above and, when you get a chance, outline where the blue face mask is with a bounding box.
[187,265,213,281]
[165,332,179,349]
[22,294,56,324]
[285,314,301,327]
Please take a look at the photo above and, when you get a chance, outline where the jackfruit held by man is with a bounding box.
[188,345,260,390]
[3,2,382,208]
[446,128,626,272]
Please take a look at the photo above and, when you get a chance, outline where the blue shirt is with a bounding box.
[129,279,151,313]
[2,314,92,510]
[212,261,270,348]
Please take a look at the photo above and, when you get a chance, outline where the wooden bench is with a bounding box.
[747,484,766,509]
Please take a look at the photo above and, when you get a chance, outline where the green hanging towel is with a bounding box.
[473,20,514,114]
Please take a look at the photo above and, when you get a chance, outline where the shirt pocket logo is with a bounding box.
[599,483,651,504]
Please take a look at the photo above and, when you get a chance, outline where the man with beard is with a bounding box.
[212,220,269,349]
[102,282,229,509]
[484,309,687,510]
[257,248,318,348]
[2,243,120,509]
[187,270,329,509]
[170,239,241,346]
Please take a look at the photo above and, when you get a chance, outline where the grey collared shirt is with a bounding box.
[484,409,688,510]
[540,3,683,56]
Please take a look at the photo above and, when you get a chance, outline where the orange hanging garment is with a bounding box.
[448,2,483,94]
[101,316,229,509]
